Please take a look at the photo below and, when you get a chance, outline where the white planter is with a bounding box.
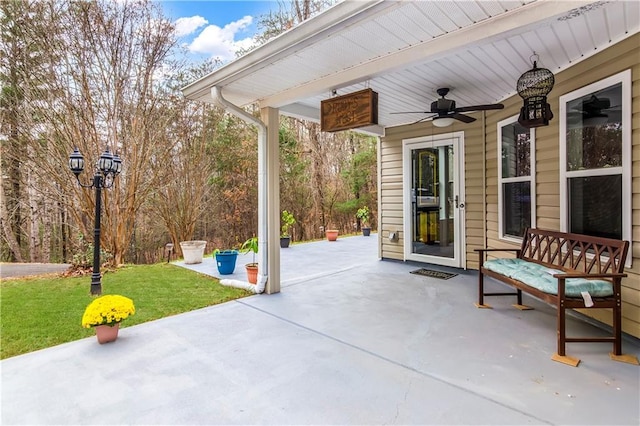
[180,240,207,264]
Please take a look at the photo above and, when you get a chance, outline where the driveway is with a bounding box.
[1,234,639,425]
[0,262,71,279]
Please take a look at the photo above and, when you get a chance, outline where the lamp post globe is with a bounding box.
[69,148,85,177]
[112,153,122,175]
[68,147,122,295]
[97,148,114,175]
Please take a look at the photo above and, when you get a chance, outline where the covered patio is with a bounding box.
[181,0,640,354]
[2,236,639,424]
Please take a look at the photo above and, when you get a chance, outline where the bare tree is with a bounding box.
[0,0,377,264]
[17,0,178,265]
[0,0,39,262]
[150,67,221,253]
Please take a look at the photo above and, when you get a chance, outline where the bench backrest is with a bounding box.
[519,228,629,274]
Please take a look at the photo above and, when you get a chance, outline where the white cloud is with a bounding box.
[187,15,254,61]
[174,16,209,37]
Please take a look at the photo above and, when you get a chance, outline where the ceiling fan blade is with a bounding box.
[410,114,437,125]
[455,103,504,113]
[409,117,433,126]
[390,111,430,114]
[451,113,476,123]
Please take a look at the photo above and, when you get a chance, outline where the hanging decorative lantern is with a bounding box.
[517,53,555,128]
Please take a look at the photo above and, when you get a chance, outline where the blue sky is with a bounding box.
[159,1,282,62]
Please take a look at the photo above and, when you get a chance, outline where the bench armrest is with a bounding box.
[475,248,521,252]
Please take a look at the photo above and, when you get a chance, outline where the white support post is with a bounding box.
[261,107,280,294]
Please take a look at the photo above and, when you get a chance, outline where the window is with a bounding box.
[560,70,631,261]
[498,116,535,241]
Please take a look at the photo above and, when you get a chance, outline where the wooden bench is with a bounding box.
[476,228,637,367]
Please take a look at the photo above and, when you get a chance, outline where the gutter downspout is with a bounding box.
[211,86,268,294]
[482,111,487,252]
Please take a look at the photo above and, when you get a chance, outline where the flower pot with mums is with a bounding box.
[82,295,135,344]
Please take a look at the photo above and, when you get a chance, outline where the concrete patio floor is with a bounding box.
[1,234,639,425]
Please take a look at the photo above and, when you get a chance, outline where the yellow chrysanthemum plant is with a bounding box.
[82,295,136,328]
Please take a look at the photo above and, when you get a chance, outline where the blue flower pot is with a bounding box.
[215,250,238,275]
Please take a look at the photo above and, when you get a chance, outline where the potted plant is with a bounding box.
[179,240,207,264]
[240,236,258,284]
[213,248,239,275]
[325,228,339,241]
[280,210,296,248]
[356,206,372,236]
[81,295,136,344]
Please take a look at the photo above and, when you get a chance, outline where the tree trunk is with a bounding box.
[0,173,23,262]
[42,195,51,262]
[28,167,39,262]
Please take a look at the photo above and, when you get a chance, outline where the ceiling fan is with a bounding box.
[391,88,504,126]
[567,94,621,126]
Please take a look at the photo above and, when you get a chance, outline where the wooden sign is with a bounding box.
[321,89,378,132]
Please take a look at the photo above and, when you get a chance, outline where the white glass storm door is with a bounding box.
[402,132,465,268]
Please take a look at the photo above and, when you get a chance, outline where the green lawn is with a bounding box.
[0,263,251,359]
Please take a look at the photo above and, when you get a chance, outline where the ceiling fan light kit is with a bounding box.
[432,116,456,127]
[517,54,555,128]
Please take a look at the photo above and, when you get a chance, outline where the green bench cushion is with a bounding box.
[483,258,613,298]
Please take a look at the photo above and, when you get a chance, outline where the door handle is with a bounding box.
[455,196,465,209]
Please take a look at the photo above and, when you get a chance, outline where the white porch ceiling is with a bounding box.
[182,0,640,132]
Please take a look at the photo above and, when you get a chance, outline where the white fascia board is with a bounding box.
[352,125,385,137]
[181,0,390,103]
[279,103,320,122]
[260,0,596,108]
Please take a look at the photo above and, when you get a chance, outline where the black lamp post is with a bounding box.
[69,147,122,295]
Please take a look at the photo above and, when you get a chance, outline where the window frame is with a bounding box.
[497,115,536,243]
[559,69,632,267]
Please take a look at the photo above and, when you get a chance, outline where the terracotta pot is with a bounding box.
[326,230,339,241]
[95,323,120,344]
[246,264,258,284]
